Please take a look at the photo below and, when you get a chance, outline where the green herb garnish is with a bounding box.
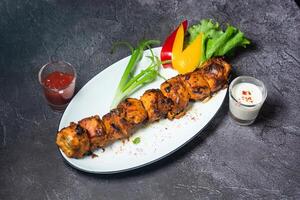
[110,40,161,108]
[132,137,141,144]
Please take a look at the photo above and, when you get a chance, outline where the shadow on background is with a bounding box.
[295,0,300,8]
[255,95,284,126]
[227,40,258,63]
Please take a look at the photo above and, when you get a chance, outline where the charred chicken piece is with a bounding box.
[181,70,211,101]
[160,76,190,119]
[56,122,90,158]
[140,89,173,122]
[117,98,148,125]
[201,58,231,93]
[102,108,133,141]
[79,115,109,150]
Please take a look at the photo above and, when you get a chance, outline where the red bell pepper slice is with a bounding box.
[160,20,188,68]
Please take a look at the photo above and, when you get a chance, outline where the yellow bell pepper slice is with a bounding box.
[172,25,203,74]
[172,24,184,61]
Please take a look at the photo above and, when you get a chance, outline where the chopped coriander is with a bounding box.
[132,137,141,144]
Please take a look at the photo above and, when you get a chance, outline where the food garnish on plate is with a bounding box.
[161,19,250,73]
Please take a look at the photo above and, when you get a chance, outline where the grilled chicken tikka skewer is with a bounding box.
[56,58,231,158]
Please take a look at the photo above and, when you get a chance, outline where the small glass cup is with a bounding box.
[229,76,267,125]
[38,60,76,111]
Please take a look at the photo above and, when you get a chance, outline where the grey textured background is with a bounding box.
[0,0,300,199]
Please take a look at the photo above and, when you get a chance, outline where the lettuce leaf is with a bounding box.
[215,30,250,56]
[188,19,250,64]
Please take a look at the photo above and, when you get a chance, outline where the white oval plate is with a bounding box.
[59,47,227,174]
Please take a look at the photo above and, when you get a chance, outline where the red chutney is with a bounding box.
[42,71,75,106]
[43,71,74,89]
